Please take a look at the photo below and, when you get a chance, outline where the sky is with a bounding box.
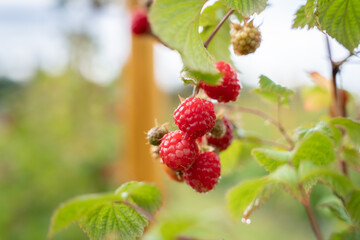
[0,0,359,93]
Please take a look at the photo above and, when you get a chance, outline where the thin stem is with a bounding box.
[303,203,324,240]
[325,35,349,176]
[326,36,340,117]
[203,9,234,49]
[236,136,291,150]
[191,84,200,97]
[219,104,295,149]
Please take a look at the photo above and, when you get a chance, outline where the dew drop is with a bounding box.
[121,192,128,198]
[241,217,251,225]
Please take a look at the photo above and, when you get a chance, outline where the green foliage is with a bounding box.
[293,0,360,51]
[48,182,161,240]
[293,3,316,29]
[226,177,273,219]
[319,197,353,224]
[330,229,360,240]
[252,148,291,172]
[331,117,360,148]
[342,146,360,168]
[253,75,294,105]
[346,190,360,228]
[317,0,360,51]
[269,165,301,199]
[300,168,354,197]
[149,0,221,84]
[221,0,268,16]
[292,132,336,167]
[200,2,231,63]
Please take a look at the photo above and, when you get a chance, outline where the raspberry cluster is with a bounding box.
[231,20,261,56]
[148,61,240,193]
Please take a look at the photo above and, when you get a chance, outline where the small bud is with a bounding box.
[210,118,226,138]
[147,125,169,146]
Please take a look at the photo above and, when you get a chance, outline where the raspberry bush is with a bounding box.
[49,1,360,240]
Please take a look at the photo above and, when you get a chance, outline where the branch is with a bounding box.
[203,9,234,49]
[325,35,349,176]
[218,104,295,149]
[303,203,324,240]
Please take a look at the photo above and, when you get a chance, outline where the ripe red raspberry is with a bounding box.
[159,130,198,171]
[200,61,241,103]
[174,97,216,139]
[131,9,150,35]
[183,151,221,193]
[206,117,234,151]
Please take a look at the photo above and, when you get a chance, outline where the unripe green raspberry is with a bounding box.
[210,118,226,138]
[231,21,261,55]
[147,125,169,146]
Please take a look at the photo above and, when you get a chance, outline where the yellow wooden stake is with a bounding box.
[118,1,163,189]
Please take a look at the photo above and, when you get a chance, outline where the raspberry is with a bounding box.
[159,130,198,171]
[147,125,168,146]
[131,9,150,35]
[200,61,241,103]
[231,21,261,55]
[161,164,184,182]
[183,151,221,193]
[206,117,234,151]
[174,97,216,139]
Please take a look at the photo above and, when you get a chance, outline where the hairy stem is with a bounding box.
[303,203,324,240]
[203,9,234,49]
[219,104,294,149]
[325,36,349,176]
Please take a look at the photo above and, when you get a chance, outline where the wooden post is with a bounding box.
[118,0,163,188]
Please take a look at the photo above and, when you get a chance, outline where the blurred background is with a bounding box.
[0,0,359,239]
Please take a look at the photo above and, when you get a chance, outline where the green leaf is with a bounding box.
[78,203,148,240]
[48,182,162,240]
[49,194,122,238]
[318,197,353,224]
[292,4,316,29]
[299,121,342,147]
[200,2,232,63]
[330,228,360,240]
[300,168,354,197]
[115,182,162,215]
[226,177,273,219]
[346,190,360,227]
[149,0,221,84]
[341,146,360,168]
[252,148,291,172]
[292,132,336,167]
[317,0,360,51]
[253,75,294,105]
[270,165,301,199]
[331,117,360,148]
[221,0,268,16]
